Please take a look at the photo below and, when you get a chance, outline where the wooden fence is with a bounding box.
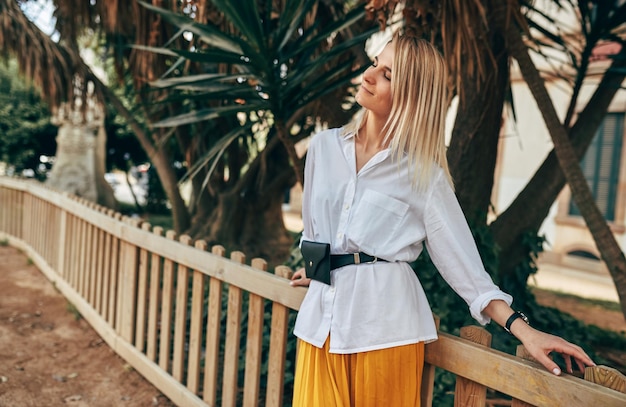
[1,177,625,407]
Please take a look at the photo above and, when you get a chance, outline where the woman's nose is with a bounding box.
[363,66,375,83]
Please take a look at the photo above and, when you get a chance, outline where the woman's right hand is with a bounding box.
[290,267,311,287]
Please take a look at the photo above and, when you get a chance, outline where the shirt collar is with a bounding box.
[340,128,392,172]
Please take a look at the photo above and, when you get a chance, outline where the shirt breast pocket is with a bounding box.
[348,189,409,254]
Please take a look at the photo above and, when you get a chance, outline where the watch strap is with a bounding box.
[504,311,529,334]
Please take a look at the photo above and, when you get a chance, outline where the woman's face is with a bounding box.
[355,41,394,119]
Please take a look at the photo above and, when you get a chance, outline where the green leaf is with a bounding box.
[180,121,254,185]
[138,1,245,55]
[131,44,251,68]
[284,28,375,94]
[286,5,367,58]
[151,73,229,88]
[210,0,265,52]
[150,72,256,90]
[290,61,365,112]
[275,0,317,52]
[152,104,261,127]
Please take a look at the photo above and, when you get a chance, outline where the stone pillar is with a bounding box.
[47,102,116,207]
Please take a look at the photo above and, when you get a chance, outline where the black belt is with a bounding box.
[330,252,387,271]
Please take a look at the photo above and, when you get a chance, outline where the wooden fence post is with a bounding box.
[117,218,140,343]
[57,209,67,279]
[454,326,492,407]
[222,251,246,407]
[266,265,292,407]
[173,235,193,382]
[134,222,152,351]
[203,245,226,406]
[242,258,268,407]
[146,226,164,362]
[421,314,441,407]
[585,365,626,394]
[158,230,178,372]
[512,345,537,407]
[186,239,208,394]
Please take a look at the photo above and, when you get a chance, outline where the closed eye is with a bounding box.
[371,56,391,81]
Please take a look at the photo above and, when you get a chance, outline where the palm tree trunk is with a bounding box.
[275,119,304,187]
[447,2,509,224]
[89,71,191,233]
[501,13,626,318]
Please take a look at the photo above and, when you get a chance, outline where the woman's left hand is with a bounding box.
[511,322,595,375]
[484,300,595,375]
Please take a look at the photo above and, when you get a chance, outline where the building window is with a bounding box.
[569,112,624,222]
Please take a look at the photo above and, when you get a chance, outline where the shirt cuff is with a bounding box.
[469,290,513,325]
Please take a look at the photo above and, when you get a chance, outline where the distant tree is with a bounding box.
[0,60,57,180]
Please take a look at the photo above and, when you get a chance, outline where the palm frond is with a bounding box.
[152,103,262,128]
[0,0,75,108]
[210,0,265,51]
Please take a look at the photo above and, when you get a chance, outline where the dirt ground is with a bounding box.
[0,245,174,407]
[0,244,625,406]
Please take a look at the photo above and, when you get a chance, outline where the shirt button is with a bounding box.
[337,233,343,239]
[344,204,350,210]
[329,287,336,294]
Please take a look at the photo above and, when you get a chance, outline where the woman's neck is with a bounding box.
[355,114,388,172]
[358,115,387,152]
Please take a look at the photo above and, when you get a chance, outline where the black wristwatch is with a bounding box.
[504,311,529,335]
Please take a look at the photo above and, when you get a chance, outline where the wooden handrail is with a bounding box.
[426,332,625,406]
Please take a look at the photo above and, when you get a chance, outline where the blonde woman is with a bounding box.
[290,33,595,406]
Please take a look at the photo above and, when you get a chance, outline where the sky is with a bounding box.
[20,0,57,37]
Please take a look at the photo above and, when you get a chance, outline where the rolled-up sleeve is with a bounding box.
[424,173,512,325]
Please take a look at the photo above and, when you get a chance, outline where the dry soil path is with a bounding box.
[0,245,174,407]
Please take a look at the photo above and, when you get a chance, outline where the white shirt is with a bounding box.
[293,127,512,354]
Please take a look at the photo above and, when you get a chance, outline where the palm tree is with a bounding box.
[134,0,377,262]
[0,0,192,230]
[1,0,377,263]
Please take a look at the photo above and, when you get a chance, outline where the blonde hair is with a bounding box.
[347,33,453,191]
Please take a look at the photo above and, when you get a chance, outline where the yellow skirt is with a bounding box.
[292,338,424,407]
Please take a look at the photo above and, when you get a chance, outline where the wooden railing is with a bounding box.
[1,177,625,407]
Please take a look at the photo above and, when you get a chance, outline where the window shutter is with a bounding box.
[569,112,624,221]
